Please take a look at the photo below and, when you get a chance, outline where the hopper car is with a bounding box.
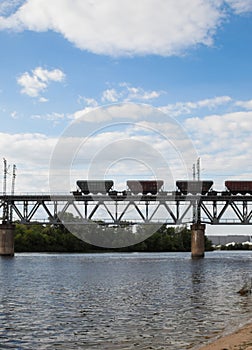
[126,180,164,195]
[76,180,114,194]
[74,179,164,196]
[72,179,252,197]
[176,180,214,195]
[225,181,252,195]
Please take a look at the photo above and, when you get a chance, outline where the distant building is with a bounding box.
[207,235,252,246]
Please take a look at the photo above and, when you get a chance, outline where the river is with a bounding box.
[0,251,251,349]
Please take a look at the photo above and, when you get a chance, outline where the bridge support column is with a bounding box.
[191,223,205,259]
[0,224,15,256]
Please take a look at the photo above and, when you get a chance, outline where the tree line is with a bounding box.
[14,222,214,253]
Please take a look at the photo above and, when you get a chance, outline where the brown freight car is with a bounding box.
[225,181,252,195]
[127,180,164,195]
[176,180,213,195]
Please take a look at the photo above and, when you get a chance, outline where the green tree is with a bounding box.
[14,219,214,253]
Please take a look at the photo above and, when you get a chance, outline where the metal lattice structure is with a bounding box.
[1,193,252,226]
[199,194,252,225]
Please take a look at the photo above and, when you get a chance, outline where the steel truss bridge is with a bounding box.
[1,193,252,226]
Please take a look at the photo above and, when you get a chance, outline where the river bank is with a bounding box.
[198,323,252,350]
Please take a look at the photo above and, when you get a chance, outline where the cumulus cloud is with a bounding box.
[183,111,252,175]
[1,102,252,195]
[102,88,120,103]
[50,109,198,193]
[226,0,252,13]
[160,96,232,117]
[39,97,48,103]
[31,112,65,121]
[120,83,163,101]
[1,0,249,57]
[0,132,57,192]
[0,124,193,193]
[71,84,164,123]
[0,0,24,16]
[79,97,98,107]
[184,110,252,136]
[83,83,163,106]
[71,103,155,123]
[235,99,252,110]
[17,66,65,98]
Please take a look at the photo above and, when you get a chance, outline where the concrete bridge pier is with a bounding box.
[0,223,15,256]
[191,223,205,259]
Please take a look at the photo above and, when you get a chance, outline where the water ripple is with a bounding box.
[0,251,251,349]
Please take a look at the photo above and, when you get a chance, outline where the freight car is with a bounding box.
[73,179,252,196]
[76,180,114,195]
[126,180,164,195]
[176,180,214,195]
[225,181,252,195]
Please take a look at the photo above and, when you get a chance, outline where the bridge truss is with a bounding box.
[1,193,252,226]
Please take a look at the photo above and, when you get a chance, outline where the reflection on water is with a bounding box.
[0,251,251,349]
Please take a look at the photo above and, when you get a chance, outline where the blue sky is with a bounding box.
[0,0,252,234]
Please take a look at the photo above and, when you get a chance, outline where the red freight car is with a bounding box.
[176,180,213,195]
[127,180,164,195]
[225,181,252,195]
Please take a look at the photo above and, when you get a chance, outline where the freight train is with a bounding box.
[73,180,164,197]
[72,179,252,196]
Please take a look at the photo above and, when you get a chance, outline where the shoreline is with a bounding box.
[197,323,252,350]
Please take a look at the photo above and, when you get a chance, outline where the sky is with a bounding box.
[0,0,252,235]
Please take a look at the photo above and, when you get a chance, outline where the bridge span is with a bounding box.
[1,192,252,257]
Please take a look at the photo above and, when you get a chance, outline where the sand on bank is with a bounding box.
[198,323,252,350]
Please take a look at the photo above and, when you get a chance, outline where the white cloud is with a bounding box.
[39,97,48,103]
[71,106,97,121]
[0,0,246,57]
[0,0,24,16]
[184,110,252,136]
[17,66,65,98]
[31,112,65,121]
[120,83,163,101]
[183,111,252,176]
[78,97,98,107]
[140,91,161,100]
[160,96,232,117]
[102,88,119,103]
[17,71,47,97]
[71,103,156,123]
[0,132,57,192]
[11,110,18,119]
[225,0,252,13]
[72,84,164,122]
[101,84,162,103]
[0,124,193,193]
[1,103,252,196]
[50,114,198,192]
[235,99,252,110]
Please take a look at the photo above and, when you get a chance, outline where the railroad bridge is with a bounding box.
[1,180,252,258]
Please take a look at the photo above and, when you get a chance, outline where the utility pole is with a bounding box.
[2,158,10,222]
[197,157,200,181]
[11,164,16,195]
[10,165,16,222]
[3,158,7,195]
[192,163,196,180]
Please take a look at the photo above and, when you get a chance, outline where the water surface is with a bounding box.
[0,251,251,349]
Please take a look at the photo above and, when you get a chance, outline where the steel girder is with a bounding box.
[1,194,252,225]
[0,194,192,225]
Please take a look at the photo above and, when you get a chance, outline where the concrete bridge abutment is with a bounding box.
[0,223,15,256]
[191,223,205,259]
